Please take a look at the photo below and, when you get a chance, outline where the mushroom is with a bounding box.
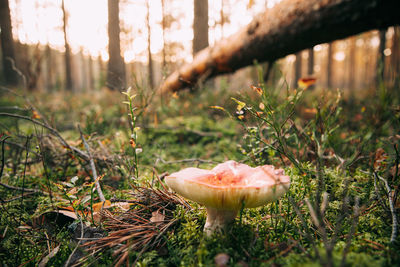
[165,160,290,235]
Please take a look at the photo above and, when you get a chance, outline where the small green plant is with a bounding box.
[122,87,143,180]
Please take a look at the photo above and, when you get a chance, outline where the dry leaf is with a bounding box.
[92,200,111,212]
[215,253,230,267]
[298,77,316,89]
[38,245,60,267]
[150,211,165,223]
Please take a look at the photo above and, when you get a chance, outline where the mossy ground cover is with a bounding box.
[0,78,399,266]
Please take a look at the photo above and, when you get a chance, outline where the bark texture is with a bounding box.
[146,0,154,88]
[0,0,19,85]
[193,0,209,55]
[160,0,400,93]
[62,0,73,90]
[107,0,126,91]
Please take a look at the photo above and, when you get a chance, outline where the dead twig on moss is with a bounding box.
[0,136,40,193]
[0,112,89,160]
[374,172,398,243]
[156,156,217,166]
[78,125,105,202]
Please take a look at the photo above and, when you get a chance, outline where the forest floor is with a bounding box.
[0,75,399,266]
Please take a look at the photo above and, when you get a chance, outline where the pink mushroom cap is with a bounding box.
[165,160,290,211]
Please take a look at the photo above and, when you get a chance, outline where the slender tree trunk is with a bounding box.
[392,27,400,88]
[376,28,387,87]
[348,36,356,89]
[146,0,154,89]
[160,0,400,93]
[193,0,209,55]
[327,43,333,88]
[220,0,224,38]
[88,55,94,90]
[45,44,53,90]
[307,48,314,75]
[161,0,166,68]
[61,0,73,90]
[107,0,126,91]
[0,0,19,86]
[263,61,274,84]
[294,51,302,88]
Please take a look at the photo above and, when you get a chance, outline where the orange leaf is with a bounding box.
[251,85,263,96]
[32,110,41,119]
[92,200,111,212]
[298,77,316,89]
[130,138,136,148]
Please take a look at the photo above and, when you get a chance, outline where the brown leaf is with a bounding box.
[215,253,230,267]
[38,245,60,267]
[92,200,111,212]
[150,211,165,223]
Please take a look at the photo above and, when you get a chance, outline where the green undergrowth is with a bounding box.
[0,74,399,266]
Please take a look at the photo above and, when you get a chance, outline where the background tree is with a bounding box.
[307,48,314,76]
[146,0,154,88]
[376,28,387,87]
[392,27,400,88]
[347,36,356,89]
[161,0,400,93]
[326,42,333,88]
[61,0,73,90]
[161,0,167,69]
[0,0,19,86]
[193,0,209,55]
[293,51,302,88]
[107,0,126,91]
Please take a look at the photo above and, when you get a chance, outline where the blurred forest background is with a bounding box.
[1,0,399,93]
[1,1,400,266]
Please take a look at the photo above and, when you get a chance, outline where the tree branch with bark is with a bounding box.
[160,0,400,94]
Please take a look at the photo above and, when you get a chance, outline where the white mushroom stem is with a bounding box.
[204,207,238,236]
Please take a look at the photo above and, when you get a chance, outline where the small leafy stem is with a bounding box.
[123,88,140,180]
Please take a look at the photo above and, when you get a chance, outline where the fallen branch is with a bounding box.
[374,172,398,243]
[0,112,89,160]
[78,125,105,202]
[160,0,400,93]
[155,156,218,166]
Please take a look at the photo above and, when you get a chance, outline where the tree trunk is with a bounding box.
[0,0,19,86]
[45,45,53,90]
[88,55,94,90]
[160,0,400,93]
[327,42,333,88]
[376,28,387,87]
[61,0,73,91]
[193,0,209,55]
[392,27,400,88]
[293,51,302,88]
[107,0,126,91]
[146,0,154,89]
[161,0,166,68]
[307,48,314,75]
[348,36,356,89]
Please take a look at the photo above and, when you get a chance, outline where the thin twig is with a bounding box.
[340,197,360,267]
[78,125,105,202]
[0,192,38,203]
[64,217,84,266]
[0,182,40,193]
[4,139,40,156]
[17,135,31,263]
[156,156,217,165]
[374,172,398,243]
[0,135,10,180]
[1,136,40,193]
[0,113,89,160]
